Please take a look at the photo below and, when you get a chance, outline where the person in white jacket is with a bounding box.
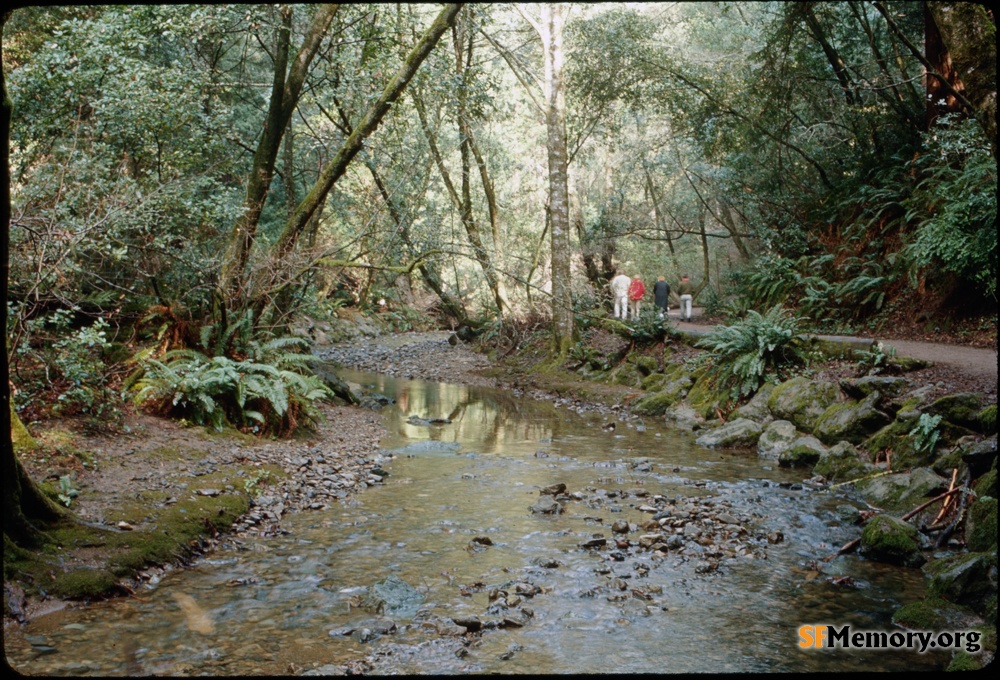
[610,272,631,320]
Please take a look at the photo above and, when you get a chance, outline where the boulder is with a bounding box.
[730,383,776,424]
[812,441,871,482]
[529,495,563,515]
[694,418,763,449]
[664,404,705,432]
[757,419,798,458]
[924,393,985,430]
[766,377,841,432]
[859,514,926,567]
[965,496,997,552]
[813,392,892,445]
[778,436,826,468]
[632,375,692,416]
[856,467,949,512]
[364,575,424,617]
[923,552,998,611]
[892,596,984,632]
[840,375,910,402]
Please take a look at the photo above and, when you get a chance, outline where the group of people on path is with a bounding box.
[609,272,694,322]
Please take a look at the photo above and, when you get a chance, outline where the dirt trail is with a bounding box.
[673,310,996,395]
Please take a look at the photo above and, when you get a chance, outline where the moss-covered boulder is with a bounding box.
[730,382,776,425]
[859,514,926,567]
[924,393,985,431]
[633,373,693,416]
[966,496,997,552]
[612,363,643,388]
[757,419,798,458]
[778,437,826,467]
[767,377,841,432]
[663,404,705,432]
[973,466,997,500]
[628,355,659,376]
[812,441,872,482]
[978,404,997,435]
[923,552,998,611]
[961,435,998,479]
[684,373,729,421]
[856,467,950,512]
[865,419,929,469]
[694,418,763,449]
[839,376,909,402]
[892,596,984,632]
[640,372,667,392]
[813,392,892,445]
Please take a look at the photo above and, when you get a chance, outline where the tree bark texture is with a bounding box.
[539,4,575,355]
[926,2,997,157]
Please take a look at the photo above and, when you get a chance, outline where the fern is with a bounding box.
[131,339,332,435]
[695,304,809,400]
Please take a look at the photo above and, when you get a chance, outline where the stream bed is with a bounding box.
[5,369,951,674]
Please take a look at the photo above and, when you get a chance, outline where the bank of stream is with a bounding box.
[5,363,958,675]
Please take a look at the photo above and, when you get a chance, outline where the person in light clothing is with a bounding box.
[677,274,694,322]
[610,272,631,320]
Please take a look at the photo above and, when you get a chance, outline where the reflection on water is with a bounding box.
[5,370,950,675]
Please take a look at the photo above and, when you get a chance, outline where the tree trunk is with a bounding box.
[217,4,339,310]
[527,3,575,356]
[926,2,997,157]
[269,4,463,267]
[3,45,65,546]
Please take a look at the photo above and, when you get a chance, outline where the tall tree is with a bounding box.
[216,4,339,311]
[3,11,66,546]
[518,3,575,356]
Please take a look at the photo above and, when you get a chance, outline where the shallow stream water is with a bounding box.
[5,369,952,674]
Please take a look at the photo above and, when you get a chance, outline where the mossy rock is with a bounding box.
[885,355,932,373]
[694,418,763,449]
[812,441,871,482]
[892,596,983,632]
[924,392,985,431]
[766,376,841,432]
[686,371,729,420]
[778,437,825,467]
[731,382,776,424]
[628,355,659,376]
[923,552,998,611]
[640,372,667,392]
[859,514,926,567]
[632,389,683,417]
[813,393,891,445]
[973,466,997,500]
[856,467,949,512]
[612,363,643,388]
[757,419,798,458]
[865,419,926,468]
[979,404,997,435]
[966,497,998,552]
[51,567,121,599]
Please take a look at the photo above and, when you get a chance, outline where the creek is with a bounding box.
[5,369,950,674]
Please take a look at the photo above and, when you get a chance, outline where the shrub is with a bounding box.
[695,304,809,400]
[131,337,332,435]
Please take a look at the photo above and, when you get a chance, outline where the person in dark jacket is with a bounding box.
[653,276,670,318]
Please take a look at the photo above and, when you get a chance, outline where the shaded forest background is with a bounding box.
[1,3,996,539]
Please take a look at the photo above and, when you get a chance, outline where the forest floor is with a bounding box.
[5,309,996,627]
